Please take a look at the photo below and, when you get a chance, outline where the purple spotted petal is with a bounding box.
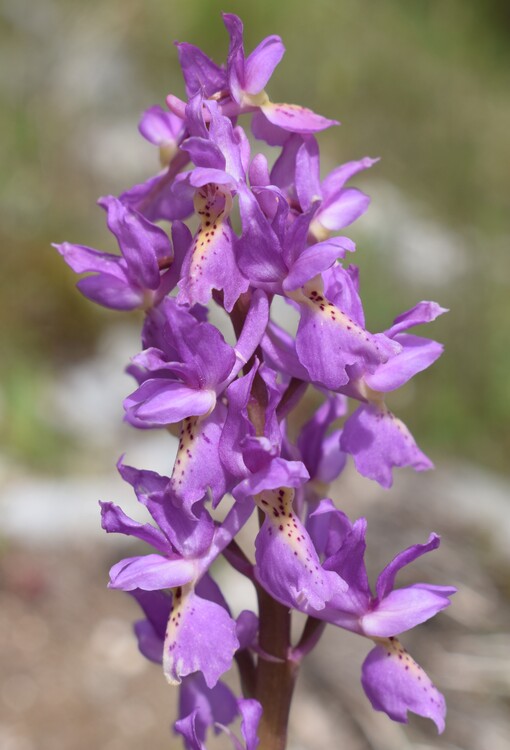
[261,102,338,134]
[170,408,229,511]
[177,217,248,312]
[340,404,433,488]
[163,588,239,688]
[108,554,195,592]
[293,284,386,390]
[323,264,366,328]
[255,487,346,611]
[361,639,446,732]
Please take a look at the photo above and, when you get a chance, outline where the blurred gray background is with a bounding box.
[1,1,509,748]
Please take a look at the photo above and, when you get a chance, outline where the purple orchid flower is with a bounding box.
[219,365,347,612]
[125,292,268,509]
[101,463,255,689]
[124,291,268,428]
[175,602,260,750]
[54,195,179,310]
[173,97,251,311]
[175,698,262,750]
[237,186,357,295]
[340,300,448,487]
[269,134,377,239]
[167,13,337,139]
[235,191,398,390]
[287,266,400,391]
[305,500,455,731]
[56,12,454,744]
[129,578,258,750]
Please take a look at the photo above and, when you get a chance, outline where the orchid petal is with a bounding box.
[261,102,338,133]
[244,35,285,94]
[125,380,216,426]
[361,639,446,732]
[108,554,195,591]
[340,404,433,488]
[163,588,239,688]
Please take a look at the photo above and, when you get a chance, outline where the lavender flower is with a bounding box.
[57,13,453,748]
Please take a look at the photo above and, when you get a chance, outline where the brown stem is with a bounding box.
[255,587,297,750]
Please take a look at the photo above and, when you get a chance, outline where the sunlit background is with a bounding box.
[1,1,509,748]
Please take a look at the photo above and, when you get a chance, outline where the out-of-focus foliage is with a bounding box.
[1,0,509,471]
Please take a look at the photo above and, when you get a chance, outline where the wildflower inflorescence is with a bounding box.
[56,14,454,749]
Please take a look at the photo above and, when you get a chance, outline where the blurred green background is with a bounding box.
[1,0,509,472]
